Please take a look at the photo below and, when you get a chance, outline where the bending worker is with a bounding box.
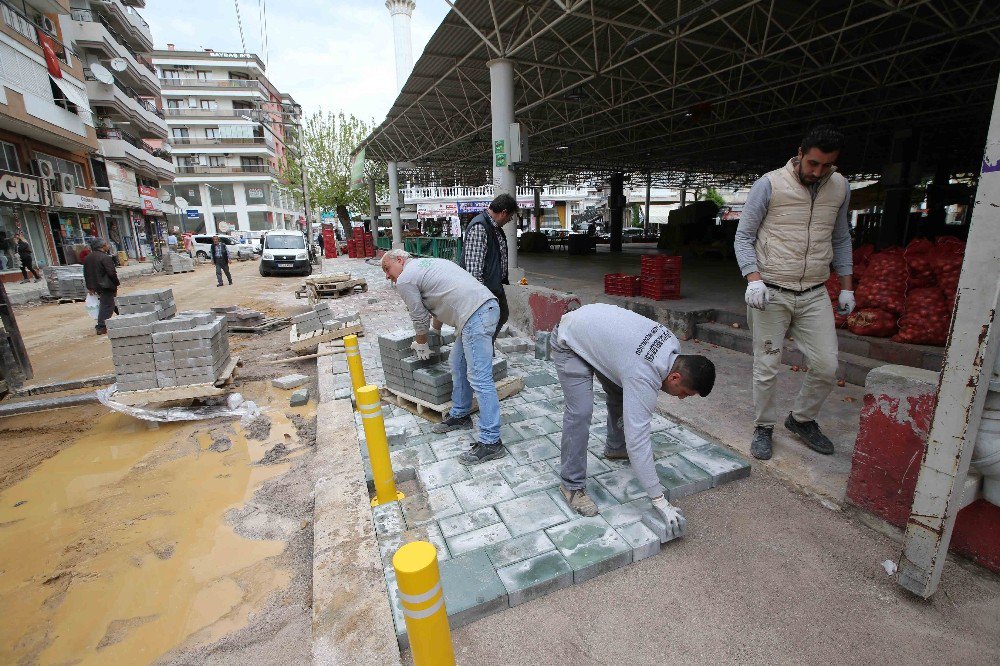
[381,249,505,465]
[550,303,716,537]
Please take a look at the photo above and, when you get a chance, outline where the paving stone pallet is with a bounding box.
[290,306,364,353]
[381,375,524,423]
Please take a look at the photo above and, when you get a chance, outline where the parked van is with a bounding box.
[259,230,311,276]
[190,234,255,261]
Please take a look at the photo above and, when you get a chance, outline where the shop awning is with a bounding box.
[49,75,91,112]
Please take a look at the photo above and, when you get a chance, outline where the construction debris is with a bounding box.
[296,273,368,303]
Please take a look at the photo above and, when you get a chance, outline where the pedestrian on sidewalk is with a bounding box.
[14,234,40,283]
[211,235,232,287]
[549,303,714,535]
[381,249,505,465]
[166,230,178,253]
[733,124,854,461]
[83,238,120,335]
[460,194,516,346]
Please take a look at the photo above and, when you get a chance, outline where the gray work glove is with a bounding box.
[652,495,687,538]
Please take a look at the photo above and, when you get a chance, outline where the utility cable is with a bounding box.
[233,0,247,53]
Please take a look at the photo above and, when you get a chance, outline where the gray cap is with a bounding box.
[88,237,105,250]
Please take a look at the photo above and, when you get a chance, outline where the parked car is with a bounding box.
[190,234,256,261]
[259,230,312,277]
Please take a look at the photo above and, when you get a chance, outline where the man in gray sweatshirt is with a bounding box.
[550,303,716,536]
[382,249,505,465]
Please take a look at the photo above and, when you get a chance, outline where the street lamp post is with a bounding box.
[205,183,230,233]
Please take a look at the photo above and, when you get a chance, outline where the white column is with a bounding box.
[489,58,520,278]
[386,0,416,92]
[897,72,1000,598]
[388,160,403,248]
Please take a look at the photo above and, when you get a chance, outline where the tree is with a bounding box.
[703,187,726,209]
[279,109,379,237]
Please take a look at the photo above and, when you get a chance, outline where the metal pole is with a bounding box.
[533,186,541,232]
[393,541,456,666]
[369,178,379,237]
[644,169,652,235]
[489,58,519,278]
[357,385,404,506]
[388,161,403,248]
[896,72,1000,598]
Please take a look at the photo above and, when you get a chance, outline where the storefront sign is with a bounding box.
[457,199,553,215]
[106,163,141,207]
[53,192,110,212]
[417,202,459,220]
[247,187,264,199]
[139,183,164,215]
[0,170,44,205]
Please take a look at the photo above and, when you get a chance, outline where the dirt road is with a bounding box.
[1,259,324,664]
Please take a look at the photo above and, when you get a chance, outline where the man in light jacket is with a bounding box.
[733,124,854,461]
[382,249,504,465]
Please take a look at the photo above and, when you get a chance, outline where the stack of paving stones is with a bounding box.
[108,289,231,391]
[379,328,508,405]
[293,302,360,337]
[359,351,752,648]
[212,305,265,327]
[42,265,86,300]
[162,250,195,274]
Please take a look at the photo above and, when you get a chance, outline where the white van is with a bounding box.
[259,230,311,277]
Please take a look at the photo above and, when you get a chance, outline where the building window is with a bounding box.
[199,100,218,110]
[229,71,249,81]
[232,101,254,110]
[163,69,180,79]
[196,70,209,80]
[245,184,269,204]
[208,155,226,167]
[205,127,220,139]
[208,184,236,206]
[166,99,182,109]
[172,127,189,138]
[0,141,20,172]
[180,156,199,167]
[33,152,85,187]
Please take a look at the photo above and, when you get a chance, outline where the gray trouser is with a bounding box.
[550,324,625,491]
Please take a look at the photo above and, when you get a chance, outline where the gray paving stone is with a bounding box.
[430,436,474,461]
[651,431,690,459]
[439,550,508,628]
[496,550,573,606]
[438,507,501,538]
[523,372,559,388]
[641,508,687,544]
[445,521,513,557]
[418,458,471,490]
[512,417,561,441]
[592,467,646,504]
[372,502,406,538]
[378,522,449,568]
[545,515,633,583]
[601,497,654,529]
[669,426,713,448]
[451,472,516,512]
[654,454,714,500]
[500,461,551,487]
[465,454,519,479]
[485,530,557,569]
[495,492,570,536]
[679,445,752,486]
[389,443,436,472]
[507,436,560,465]
[290,388,310,406]
[617,521,661,562]
[509,469,563,497]
[399,487,463,528]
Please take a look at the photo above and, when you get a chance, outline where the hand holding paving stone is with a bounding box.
[410,340,431,360]
[651,495,687,539]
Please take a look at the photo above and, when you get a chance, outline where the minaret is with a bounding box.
[386,0,416,92]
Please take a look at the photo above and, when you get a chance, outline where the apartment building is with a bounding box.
[66,0,172,260]
[152,46,302,235]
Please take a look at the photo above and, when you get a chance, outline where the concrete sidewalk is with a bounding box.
[5,263,155,305]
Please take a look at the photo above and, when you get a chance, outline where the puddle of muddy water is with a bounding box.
[0,385,315,664]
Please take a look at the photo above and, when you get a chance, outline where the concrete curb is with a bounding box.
[312,346,402,666]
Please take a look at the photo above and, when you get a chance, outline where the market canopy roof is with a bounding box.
[361,0,1000,188]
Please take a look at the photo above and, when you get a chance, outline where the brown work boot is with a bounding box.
[559,484,599,517]
[601,446,628,460]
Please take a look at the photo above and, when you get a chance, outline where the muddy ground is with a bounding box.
[0,260,325,664]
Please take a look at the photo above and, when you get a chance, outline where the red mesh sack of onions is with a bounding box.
[892,287,950,346]
[847,308,898,337]
[903,238,937,288]
[855,250,907,314]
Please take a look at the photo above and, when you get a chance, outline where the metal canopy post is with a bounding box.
[897,73,1000,598]
[533,186,542,232]
[489,57,519,277]
[388,161,403,249]
[609,172,624,252]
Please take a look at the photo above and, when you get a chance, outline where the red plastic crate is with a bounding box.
[640,255,682,272]
[639,278,681,300]
[604,273,640,296]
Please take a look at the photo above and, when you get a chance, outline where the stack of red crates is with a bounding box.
[346,229,376,258]
[639,255,682,300]
[604,273,640,297]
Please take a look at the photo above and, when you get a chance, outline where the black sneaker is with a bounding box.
[432,414,472,434]
[750,426,773,460]
[458,440,506,466]
[784,413,835,455]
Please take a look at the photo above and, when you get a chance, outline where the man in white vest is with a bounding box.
[733,125,855,461]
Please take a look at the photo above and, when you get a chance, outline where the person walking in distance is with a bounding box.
[734,124,854,461]
[14,234,41,283]
[211,235,232,287]
[83,237,120,335]
[460,194,516,345]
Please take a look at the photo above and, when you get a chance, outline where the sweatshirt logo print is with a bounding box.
[635,325,674,362]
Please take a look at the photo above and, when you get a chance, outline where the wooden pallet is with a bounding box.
[113,356,242,406]
[297,278,368,303]
[289,322,364,354]
[380,375,525,423]
[58,297,85,304]
[229,316,291,333]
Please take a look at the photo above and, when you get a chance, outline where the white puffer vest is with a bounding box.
[754,158,847,291]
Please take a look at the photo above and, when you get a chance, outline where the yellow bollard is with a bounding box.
[357,384,404,506]
[343,334,366,400]
[393,541,455,666]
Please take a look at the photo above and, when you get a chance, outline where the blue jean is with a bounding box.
[449,299,501,444]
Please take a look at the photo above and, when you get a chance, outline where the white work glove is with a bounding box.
[837,290,856,316]
[651,496,687,538]
[745,280,769,310]
[410,340,431,360]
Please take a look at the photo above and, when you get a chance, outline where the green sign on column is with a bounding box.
[494,139,507,167]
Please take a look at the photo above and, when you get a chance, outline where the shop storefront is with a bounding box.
[105,163,143,259]
[0,169,51,279]
[49,193,110,265]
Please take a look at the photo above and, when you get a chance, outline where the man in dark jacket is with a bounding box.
[83,238,119,334]
[15,234,41,283]
[211,235,232,287]
[460,193,516,345]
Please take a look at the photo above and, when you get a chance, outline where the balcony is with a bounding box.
[169,136,271,156]
[2,1,72,65]
[158,78,267,94]
[400,184,593,202]
[95,0,153,53]
[164,108,258,119]
[85,74,168,139]
[175,164,275,176]
[170,136,267,146]
[71,10,158,95]
[98,127,174,181]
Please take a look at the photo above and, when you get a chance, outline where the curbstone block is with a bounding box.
[290,388,309,406]
[273,374,310,390]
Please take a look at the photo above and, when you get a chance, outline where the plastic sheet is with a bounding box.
[96,386,259,423]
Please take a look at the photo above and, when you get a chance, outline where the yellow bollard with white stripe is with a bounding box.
[357,384,404,506]
[393,541,455,666]
[343,334,366,401]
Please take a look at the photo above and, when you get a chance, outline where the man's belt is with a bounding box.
[763,282,824,295]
